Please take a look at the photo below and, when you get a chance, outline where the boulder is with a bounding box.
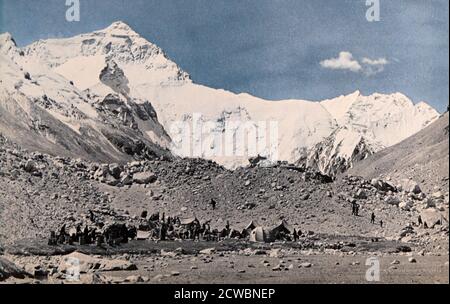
[133,171,157,184]
[23,160,37,173]
[120,175,133,186]
[420,209,447,228]
[432,191,444,200]
[371,178,396,192]
[399,201,413,211]
[94,165,109,179]
[58,252,137,274]
[104,174,119,186]
[0,257,29,281]
[24,264,48,278]
[399,179,421,194]
[58,252,99,274]
[384,195,400,206]
[79,273,107,284]
[354,189,367,199]
[424,198,436,208]
[199,248,216,255]
[108,163,122,179]
[396,246,412,253]
[299,262,312,268]
[129,161,141,167]
[269,249,283,258]
[125,275,145,283]
[301,193,310,200]
[100,259,138,271]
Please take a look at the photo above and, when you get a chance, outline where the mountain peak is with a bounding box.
[349,90,361,97]
[101,21,138,36]
[0,32,21,57]
[415,101,439,114]
[0,32,16,47]
[390,92,410,100]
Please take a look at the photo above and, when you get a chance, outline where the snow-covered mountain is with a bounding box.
[303,91,440,175]
[0,30,172,163]
[0,21,441,172]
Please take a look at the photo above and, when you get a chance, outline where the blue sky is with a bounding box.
[0,0,448,112]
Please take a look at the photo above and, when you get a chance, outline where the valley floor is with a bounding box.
[3,248,449,284]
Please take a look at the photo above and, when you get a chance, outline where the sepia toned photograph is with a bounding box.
[0,0,448,294]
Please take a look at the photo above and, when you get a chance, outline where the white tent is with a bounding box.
[249,227,269,243]
[245,220,261,231]
[136,230,151,240]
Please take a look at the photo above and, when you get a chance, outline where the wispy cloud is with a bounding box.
[320,51,362,73]
[361,57,389,75]
[321,52,389,76]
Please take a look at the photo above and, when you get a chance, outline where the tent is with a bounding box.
[180,217,198,226]
[249,227,269,243]
[180,217,199,230]
[242,220,261,237]
[229,229,242,239]
[68,227,78,237]
[270,220,293,234]
[245,220,261,231]
[268,220,294,241]
[136,230,151,241]
[421,209,449,228]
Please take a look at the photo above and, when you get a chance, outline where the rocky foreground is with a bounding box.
[0,134,448,283]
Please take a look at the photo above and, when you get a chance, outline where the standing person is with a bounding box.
[194,224,200,241]
[160,222,167,241]
[48,231,57,246]
[351,202,357,216]
[371,212,376,224]
[380,220,384,228]
[141,210,148,219]
[210,198,217,210]
[58,225,67,244]
[418,215,423,227]
[89,210,96,222]
[293,229,299,242]
[83,226,90,244]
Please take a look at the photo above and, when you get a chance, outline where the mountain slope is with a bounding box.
[298,127,379,176]
[347,112,449,193]
[0,32,172,163]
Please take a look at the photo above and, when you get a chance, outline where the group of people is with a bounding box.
[351,202,384,228]
[371,212,383,228]
[140,212,235,242]
[48,204,319,247]
[48,223,137,247]
[351,202,360,216]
